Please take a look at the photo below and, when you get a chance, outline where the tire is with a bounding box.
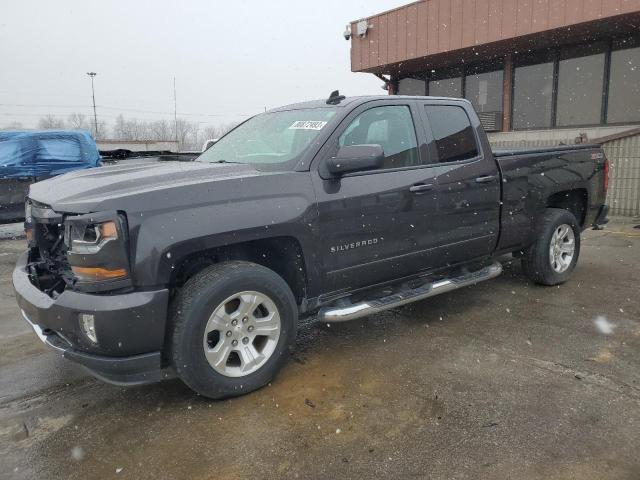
[170,261,297,399]
[521,208,581,286]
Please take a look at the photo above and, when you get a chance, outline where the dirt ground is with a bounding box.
[1,219,639,480]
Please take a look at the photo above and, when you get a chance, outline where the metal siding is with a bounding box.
[388,10,399,64]
[369,17,379,69]
[516,0,533,36]
[407,3,419,58]
[379,14,389,66]
[487,0,503,42]
[450,0,464,51]
[439,0,451,52]
[531,0,550,32]
[602,0,622,16]
[476,0,491,44]
[398,6,408,60]
[462,0,475,47]
[603,135,640,217]
[427,0,439,54]
[501,0,518,38]
[351,23,361,72]
[548,0,567,29]
[565,0,584,23]
[584,0,602,18]
[416,1,429,56]
[351,0,640,72]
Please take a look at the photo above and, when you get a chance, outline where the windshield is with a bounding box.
[197,108,337,167]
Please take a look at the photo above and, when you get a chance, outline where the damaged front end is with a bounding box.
[25,200,132,297]
[15,200,169,385]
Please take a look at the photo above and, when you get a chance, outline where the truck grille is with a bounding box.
[27,202,73,297]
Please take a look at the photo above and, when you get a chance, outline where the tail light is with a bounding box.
[604,159,609,193]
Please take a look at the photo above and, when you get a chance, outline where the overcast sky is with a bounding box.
[0,0,407,130]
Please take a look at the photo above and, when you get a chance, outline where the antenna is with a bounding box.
[173,77,178,151]
[326,90,346,105]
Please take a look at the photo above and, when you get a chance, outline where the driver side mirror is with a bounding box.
[326,144,384,176]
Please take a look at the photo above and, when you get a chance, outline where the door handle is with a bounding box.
[409,183,434,194]
[475,175,497,183]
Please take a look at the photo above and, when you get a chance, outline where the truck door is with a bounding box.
[0,137,33,223]
[311,100,439,295]
[421,102,500,266]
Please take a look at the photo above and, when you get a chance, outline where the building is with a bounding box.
[347,0,640,216]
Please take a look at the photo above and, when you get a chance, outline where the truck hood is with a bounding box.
[29,160,267,213]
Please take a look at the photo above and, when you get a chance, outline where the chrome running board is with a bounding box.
[319,262,502,323]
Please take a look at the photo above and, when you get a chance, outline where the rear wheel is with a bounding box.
[521,208,581,286]
[170,261,297,399]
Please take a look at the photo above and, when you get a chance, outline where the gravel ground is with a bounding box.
[0,219,639,480]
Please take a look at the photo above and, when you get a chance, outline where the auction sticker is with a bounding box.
[289,120,328,130]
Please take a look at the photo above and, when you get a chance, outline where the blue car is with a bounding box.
[0,130,101,223]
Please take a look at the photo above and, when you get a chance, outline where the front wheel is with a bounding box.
[170,261,297,399]
[521,208,581,286]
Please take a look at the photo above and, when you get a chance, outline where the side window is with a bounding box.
[37,138,82,162]
[339,105,420,169]
[424,105,479,163]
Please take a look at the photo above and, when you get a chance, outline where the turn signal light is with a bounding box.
[71,266,128,281]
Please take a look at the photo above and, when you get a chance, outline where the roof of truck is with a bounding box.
[269,95,469,113]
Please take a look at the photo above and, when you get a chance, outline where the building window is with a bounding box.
[397,77,425,95]
[556,45,606,126]
[465,69,503,113]
[424,105,478,163]
[607,42,640,124]
[339,106,421,169]
[512,60,554,129]
[428,77,462,98]
[465,68,503,131]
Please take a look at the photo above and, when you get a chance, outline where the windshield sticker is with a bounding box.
[289,120,328,130]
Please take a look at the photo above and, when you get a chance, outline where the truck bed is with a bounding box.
[494,143,607,254]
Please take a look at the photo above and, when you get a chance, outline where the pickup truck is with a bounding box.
[13,93,609,399]
[0,130,101,223]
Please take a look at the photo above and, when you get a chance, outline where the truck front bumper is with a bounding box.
[13,251,170,385]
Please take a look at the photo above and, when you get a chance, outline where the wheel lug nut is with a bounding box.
[232,339,238,346]
[226,331,232,337]
[248,325,254,332]
[242,316,248,323]
[242,337,249,344]
[231,319,238,326]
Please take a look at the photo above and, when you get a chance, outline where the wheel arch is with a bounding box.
[167,236,309,307]
[545,188,588,227]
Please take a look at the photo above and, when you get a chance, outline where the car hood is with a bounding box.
[29,160,267,213]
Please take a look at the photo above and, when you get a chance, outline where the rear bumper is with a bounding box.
[592,204,609,227]
[13,250,169,385]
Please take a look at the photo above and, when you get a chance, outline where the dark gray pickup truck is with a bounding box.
[13,93,609,398]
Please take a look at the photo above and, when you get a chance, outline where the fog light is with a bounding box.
[79,313,97,344]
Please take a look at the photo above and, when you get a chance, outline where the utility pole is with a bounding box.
[86,72,98,138]
[173,77,179,151]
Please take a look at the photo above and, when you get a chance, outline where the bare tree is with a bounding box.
[67,113,89,130]
[38,114,65,129]
[1,121,24,130]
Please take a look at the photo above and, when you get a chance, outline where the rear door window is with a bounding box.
[424,105,479,163]
[37,137,82,161]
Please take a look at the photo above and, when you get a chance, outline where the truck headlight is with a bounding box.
[65,212,132,290]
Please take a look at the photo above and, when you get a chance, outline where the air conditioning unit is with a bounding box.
[477,111,502,132]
